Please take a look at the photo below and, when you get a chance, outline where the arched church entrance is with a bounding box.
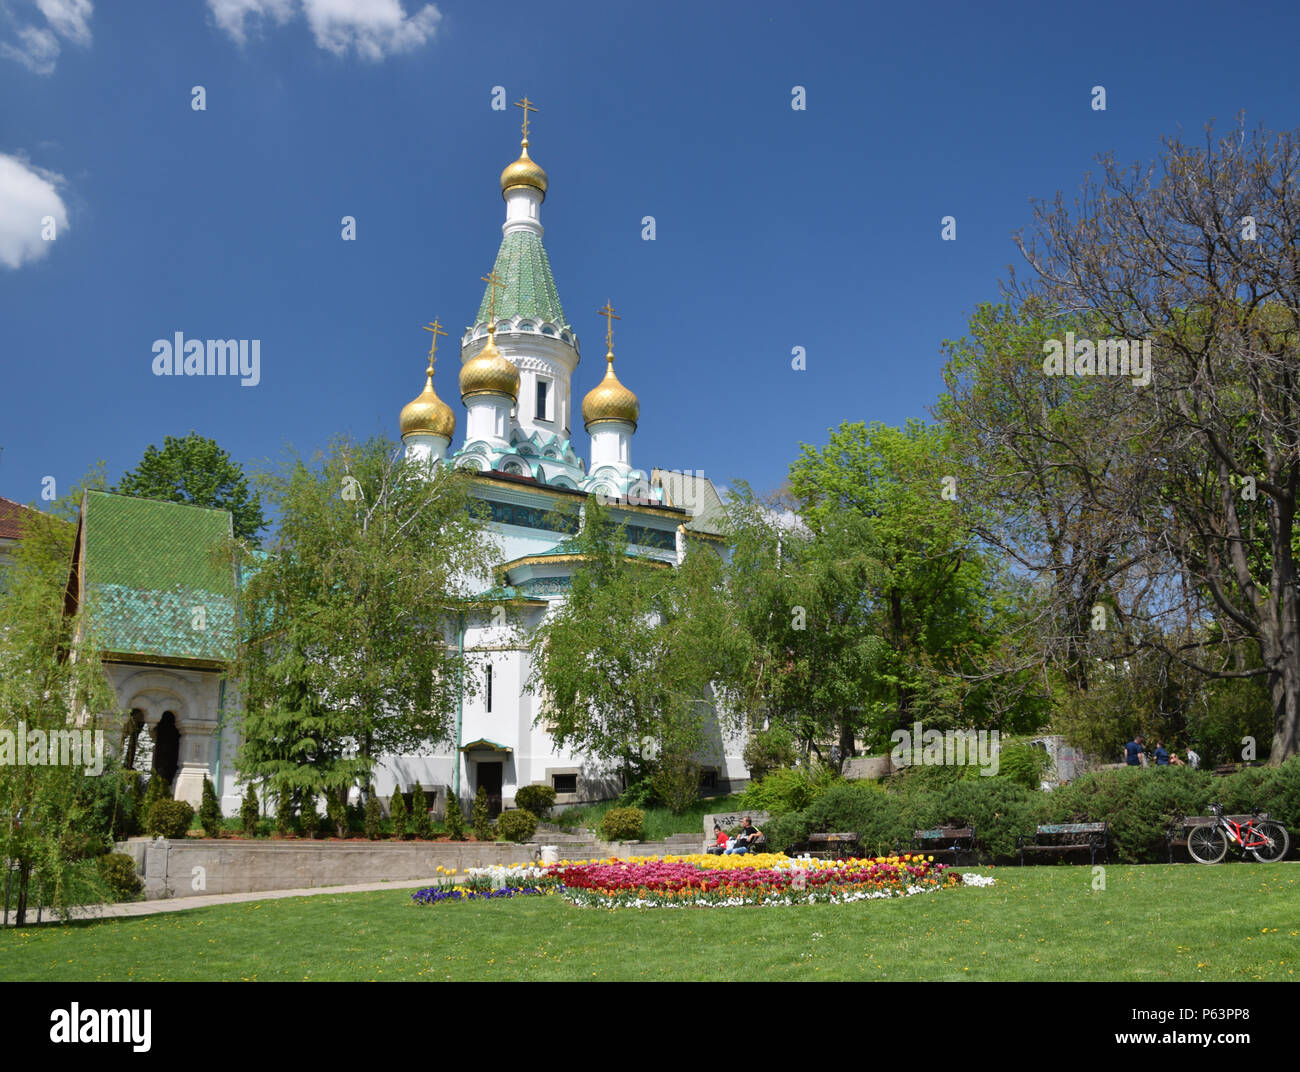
[153,712,180,788]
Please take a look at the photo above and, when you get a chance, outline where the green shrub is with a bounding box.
[240,786,259,838]
[364,787,383,840]
[275,791,298,838]
[444,792,466,840]
[1257,756,1300,830]
[917,776,1041,859]
[389,788,409,839]
[412,785,434,839]
[740,765,839,815]
[618,777,660,809]
[127,770,146,836]
[143,772,169,812]
[996,743,1054,790]
[73,757,138,845]
[199,777,222,838]
[472,787,493,841]
[599,807,644,841]
[301,806,323,839]
[761,811,813,854]
[496,808,539,843]
[346,802,366,835]
[800,783,908,857]
[650,750,702,815]
[327,795,348,838]
[97,853,143,902]
[144,799,195,840]
[1042,766,1211,863]
[1216,764,1272,817]
[514,784,556,818]
[742,725,798,780]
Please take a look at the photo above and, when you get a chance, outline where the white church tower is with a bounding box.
[454,98,588,486]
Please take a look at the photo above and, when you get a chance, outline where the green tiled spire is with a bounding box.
[80,491,236,664]
[474,230,569,330]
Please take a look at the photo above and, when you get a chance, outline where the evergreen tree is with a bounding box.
[364,786,382,840]
[411,784,433,839]
[388,787,408,840]
[472,786,493,841]
[199,777,222,838]
[143,772,169,812]
[239,786,259,838]
[443,791,465,841]
[275,790,298,837]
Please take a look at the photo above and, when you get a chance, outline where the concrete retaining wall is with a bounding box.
[114,836,705,900]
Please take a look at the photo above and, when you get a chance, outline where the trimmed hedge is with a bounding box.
[599,807,645,841]
[514,784,556,817]
[496,808,539,843]
[144,799,195,840]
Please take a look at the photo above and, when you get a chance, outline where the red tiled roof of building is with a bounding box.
[0,496,42,540]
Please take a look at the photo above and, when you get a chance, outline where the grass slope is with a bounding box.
[1,863,1296,982]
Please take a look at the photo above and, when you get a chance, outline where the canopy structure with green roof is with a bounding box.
[70,490,236,666]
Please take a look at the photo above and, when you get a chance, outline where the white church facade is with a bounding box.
[69,105,747,819]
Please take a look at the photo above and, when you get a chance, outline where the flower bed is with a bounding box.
[410,854,994,909]
[552,853,972,909]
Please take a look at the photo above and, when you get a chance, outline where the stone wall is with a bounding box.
[114,836,706,901]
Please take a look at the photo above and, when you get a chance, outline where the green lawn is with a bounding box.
[2,863,1296,981]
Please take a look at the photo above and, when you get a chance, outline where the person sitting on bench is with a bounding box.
[725,816,763,855]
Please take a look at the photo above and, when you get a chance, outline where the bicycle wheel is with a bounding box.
[1187,823,1228,864]
[1249,821,1290,863]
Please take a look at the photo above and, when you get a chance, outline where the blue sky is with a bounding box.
[3,0,1300,510]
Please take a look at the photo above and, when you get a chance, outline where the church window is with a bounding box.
[552,773,577,794]
[536,378,550,420]
[485,663,493,713]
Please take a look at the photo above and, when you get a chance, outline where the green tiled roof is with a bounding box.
[81,491,235,664]
[474,230,568,329]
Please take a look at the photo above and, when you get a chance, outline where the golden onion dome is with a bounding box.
[400,362,456,440]
[500,139,548,200]
[460,328,520,402]
[582,351,639,430]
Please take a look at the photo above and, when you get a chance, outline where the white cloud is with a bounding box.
[301,0,440,60]
[0,0,92,74]
[206,0,294,46]
[206,0,440,60]
[36,0,92,45]
[0,153,70,269]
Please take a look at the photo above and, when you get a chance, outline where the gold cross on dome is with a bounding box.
[597,300,620,354]
[514,97,538,141]
[422,318,448,371]
[481,271,507,325]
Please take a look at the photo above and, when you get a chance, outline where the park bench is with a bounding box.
[1018,822,1108,866]
[898,825,976,866]
[804,832,860,859]
[1165,813,1269,863]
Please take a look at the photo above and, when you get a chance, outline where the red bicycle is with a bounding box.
[1187,804,1290,864]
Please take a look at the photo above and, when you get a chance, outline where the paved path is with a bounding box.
[21,878,443,925]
